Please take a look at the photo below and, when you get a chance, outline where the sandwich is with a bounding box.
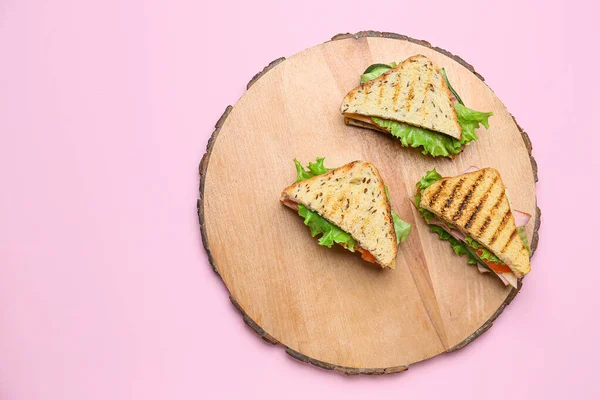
[280,158,411,268]
[413,167,532,287]
[340,55,493,158]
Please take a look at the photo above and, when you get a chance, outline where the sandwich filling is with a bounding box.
[413,169,531,288]
[283,158,411,265]
[344,61,493,157]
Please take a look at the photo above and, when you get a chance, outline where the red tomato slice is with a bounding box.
[339,243,377,263]
[476,249,511,273]
[359,249,377,263]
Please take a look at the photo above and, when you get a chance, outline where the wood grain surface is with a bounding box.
[198,32,540,375]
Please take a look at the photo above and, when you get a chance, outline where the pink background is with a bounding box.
[0,0,598,398]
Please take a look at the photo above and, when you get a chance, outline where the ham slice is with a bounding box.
[513,210,532,228]
[450,229,465,241]
[429,219,461,239]
[282,198,299,211]
[428,218,449,230]
[462,165,480,174]
[501,272,518,288]
[477,265,489,274]
[428,217,466,242]
[497,273,510,286]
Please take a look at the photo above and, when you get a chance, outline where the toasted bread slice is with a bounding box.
[341,55,462,139]
[420,168,530,277]
[280,161,397,268]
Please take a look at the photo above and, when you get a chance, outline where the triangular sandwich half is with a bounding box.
[281,159,411,269]
[341,55,493,158]
[342,55,462,139]
[414,167,531,288]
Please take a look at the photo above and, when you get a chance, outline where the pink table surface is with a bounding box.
[1,0,598,399]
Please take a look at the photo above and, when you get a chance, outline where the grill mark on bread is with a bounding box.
[452,171,485,222]
[392,74,402,103]
[378,81,385,106]
[441,178,465,217]
[360,86,368,105]
[465,174,499,229]
[480,191,506,237]
[501,229,518,252]
[491,191,504,209]
[426,65,436,121]
[479,217,491,235]
[490,209,512,245]
[406,85,415,111]
[420,67,431,121]
[428,180,447,207]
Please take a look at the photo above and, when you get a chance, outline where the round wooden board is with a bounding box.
[198,32,540,375]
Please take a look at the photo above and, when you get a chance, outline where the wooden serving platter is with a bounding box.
[198,32,540,375]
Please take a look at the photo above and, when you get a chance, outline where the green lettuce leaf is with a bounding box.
[360,63,395,83]
[298,204,357,251]
[372,118,464,157]
[384,185,411,244]
[307,157,329,176]
[412,169,443,222]
[392,210,411,244]
[416,168,443,191]
[371,105,490,158]
[454,102,493,144]
[518,228,531,254]
[294,159,315,182]
[294,157,329,182]
[429,225,478,265]
[414,202,436,223]
[464,236,505,265]
[441,67,464,105]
